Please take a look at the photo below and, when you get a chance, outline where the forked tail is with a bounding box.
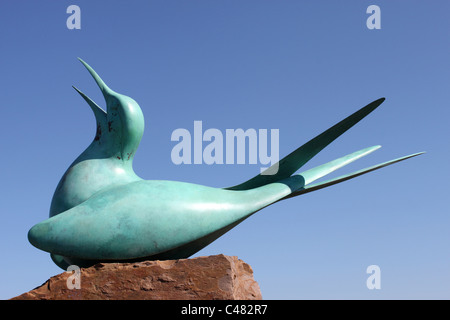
[224,98,424,198]
[280,151,424,201]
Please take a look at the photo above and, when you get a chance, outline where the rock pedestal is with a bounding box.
[11,254,262,300]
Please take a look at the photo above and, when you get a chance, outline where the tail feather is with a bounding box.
[226,98,386,190]
[279,152,425,201]
[297,145,381,186]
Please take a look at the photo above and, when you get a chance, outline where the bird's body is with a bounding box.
[32,179,297,266]
[28,59,423,269]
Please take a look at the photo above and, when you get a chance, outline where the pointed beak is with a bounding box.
[77,57,114,100]
[72,85,107,121]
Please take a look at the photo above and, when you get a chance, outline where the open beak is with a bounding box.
[77,57,115,100]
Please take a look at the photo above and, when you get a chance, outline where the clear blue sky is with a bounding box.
[1,1,449,299]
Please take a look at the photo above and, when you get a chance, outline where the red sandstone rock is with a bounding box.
[11,254,262,300]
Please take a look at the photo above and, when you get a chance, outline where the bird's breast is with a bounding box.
[31,180,273,260]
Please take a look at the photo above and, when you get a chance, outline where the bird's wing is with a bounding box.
[225,98,386,190]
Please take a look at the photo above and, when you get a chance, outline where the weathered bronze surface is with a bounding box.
[28,59,423,269]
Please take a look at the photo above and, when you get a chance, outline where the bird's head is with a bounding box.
[73,58,145,162]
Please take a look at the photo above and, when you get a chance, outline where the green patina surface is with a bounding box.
[28,59,424,269]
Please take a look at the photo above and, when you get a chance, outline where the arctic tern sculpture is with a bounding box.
[28,59,424,269]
